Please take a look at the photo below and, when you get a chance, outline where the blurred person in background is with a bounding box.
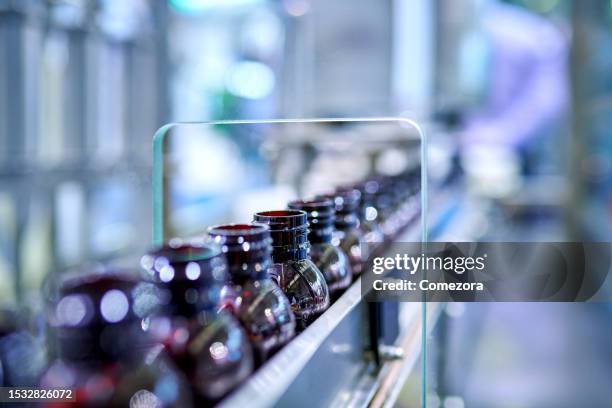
[442,3,574,407]
[459,0,569,197]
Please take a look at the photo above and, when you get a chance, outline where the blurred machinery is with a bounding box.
[0,0,611,405]
[0,0,168,304]
[569,1,612,240]
[0,0,439,305]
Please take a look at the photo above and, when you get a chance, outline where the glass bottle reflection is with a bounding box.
[363,172,420,240]
[40,271,193,407]
[336,186,385,261]
[208,223,296,365]
[360,178,404,240]
[319,190,365,276]
[141,241,254,404]
[253,210,330,331]
[287,199,351,298]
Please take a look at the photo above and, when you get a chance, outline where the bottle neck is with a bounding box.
[225,251,273,282]
[208,223,274,282]
[143,243,228,315]
[269,227,310,262]
[308,220,333,244]
[253,210,310,264]
[326,190,360,232]
[288,199,335,245]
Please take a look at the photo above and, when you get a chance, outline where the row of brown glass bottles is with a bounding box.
[334,168,421,261]
[138,209,333,401]
[318,189,366,276]
[136,209,331,401]
[288,199,352,298]
[36,170,421,406]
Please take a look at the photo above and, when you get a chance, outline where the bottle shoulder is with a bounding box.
[232,279,294,315]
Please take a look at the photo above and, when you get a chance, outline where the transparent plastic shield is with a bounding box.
[151,118,430,406]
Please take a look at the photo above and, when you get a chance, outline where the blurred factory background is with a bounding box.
[0,0,611,406]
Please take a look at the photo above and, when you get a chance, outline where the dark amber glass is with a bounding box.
[360,172,421,241]
[208,223,296,365]
[358,178,397,241]
[142,242,253,403]
[319,190,365,276]
[40,272,193,407]
[41,347,193,408]
[253,210,330,331]
[51,273,159,363]
[336,186,385,261]
[287,199,351,297]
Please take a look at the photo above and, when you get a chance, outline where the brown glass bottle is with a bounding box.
[287,199,351,297]
[358,178,397,241]
[142,242,254,403]
[336,186,385,260]
[40,271,193,407]
[368,174,419,240]
[207,223,296,365]
[253,210,330,331]
[319,190,365,276]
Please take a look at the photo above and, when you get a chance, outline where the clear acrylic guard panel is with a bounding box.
[151,118,430,406]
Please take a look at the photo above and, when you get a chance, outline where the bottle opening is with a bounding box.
[209,223,272,251]
[209,223,265,233]
[254,210,308,230]
[257,210,298,217]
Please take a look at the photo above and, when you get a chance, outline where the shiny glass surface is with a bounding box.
[319,189,366,277]
[253,210,330,331]
[268,260,330,331]
[231,279,295,362]
[288,198,351,296]
[41,348,193,407]
[151,118,428,404]
[142,242,254,402]
[308,242,352,296]
[154,311,253,403]
[41,272,193,407]
[208,223,296,364]
[152,119,425,245]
